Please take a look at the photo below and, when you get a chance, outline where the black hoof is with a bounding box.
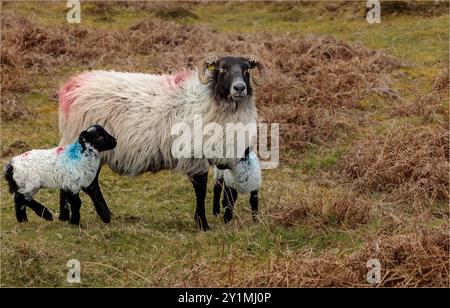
[17,216,28,223]
[224,209,233,224]
[194,214,210,231]
[41,210,53,221]
[69,221,83,228]
[98,211,111,223]
[59,212,70,221]
[213,210,220,216]
[69,216,81,226]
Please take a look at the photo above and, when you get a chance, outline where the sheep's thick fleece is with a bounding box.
[58,70,257,177]
[9,142,100,199]
[214,152,261,193]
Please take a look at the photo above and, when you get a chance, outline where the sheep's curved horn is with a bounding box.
[247,55,267,86]
[198,55,221,85]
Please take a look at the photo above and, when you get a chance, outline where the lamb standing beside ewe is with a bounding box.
[4,125,117,224]
[213,148,261,223]
[57,55,266,230]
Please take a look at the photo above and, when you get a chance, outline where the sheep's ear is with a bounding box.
[244,147,251,157]
[79,130,90,142]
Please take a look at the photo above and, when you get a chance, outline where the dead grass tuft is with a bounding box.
[380,0,449,17]
[348,226,449,287]
[0,96,31,121]
[1,140,31,157]
[392,67,448,124]
[233,225,448,287]
[270,188,372,229]
[339,124,449,204]
[433,67,449,92]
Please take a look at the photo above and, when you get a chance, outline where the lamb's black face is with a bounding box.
[210,57,254,103]
[80,124,117,152]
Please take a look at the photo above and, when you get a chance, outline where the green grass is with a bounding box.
[1,1,448,287]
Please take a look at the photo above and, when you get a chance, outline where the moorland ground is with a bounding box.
[1,1,448,287]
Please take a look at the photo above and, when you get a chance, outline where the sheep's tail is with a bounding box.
[4,163,18,194]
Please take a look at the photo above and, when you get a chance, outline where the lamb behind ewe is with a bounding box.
[4,124,117,224]
[57,55,267,230]
[213,147,261,223]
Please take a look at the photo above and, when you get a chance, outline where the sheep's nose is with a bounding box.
[233,82,246,92]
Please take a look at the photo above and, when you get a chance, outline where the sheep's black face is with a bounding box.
[210,57,254,103]
[79,124,117,152]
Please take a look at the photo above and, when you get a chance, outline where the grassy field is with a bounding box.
[1,1,448,287]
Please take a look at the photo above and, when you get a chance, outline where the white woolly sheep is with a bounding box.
[4,125,116,224]
[213,148,261,223]
[57,55,267,230]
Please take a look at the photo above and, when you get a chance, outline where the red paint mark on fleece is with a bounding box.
[54,146,65,155]
[165,70,189,89]
[58,73,87,119]
[20,152,30,158]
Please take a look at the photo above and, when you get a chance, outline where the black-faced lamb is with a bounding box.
[213,147,261,223]
[4,124,117,224]
[57,55,266,230]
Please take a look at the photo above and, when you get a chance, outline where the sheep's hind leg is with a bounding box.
[27,199,53,221]
[249,190,259,222]
[67,193,82,225]
[212,178,224,216]
[223,185,238,224]
[191,172,210,231]
[82,170,111,223]
[59,190,70,221]
[14,193,28,222]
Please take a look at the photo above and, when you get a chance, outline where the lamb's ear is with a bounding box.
[244,146,251,157]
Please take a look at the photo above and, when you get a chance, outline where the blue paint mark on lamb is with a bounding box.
[65,141,83,161]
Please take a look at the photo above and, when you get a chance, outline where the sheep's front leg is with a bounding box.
[82,169,112,223]
[59,190,70,221]
[191,172,210,231]
[223,185,238,224]
[212,178,224,216]
[67,193,82,225]
[27,199,53,221]
[249,190,259,222]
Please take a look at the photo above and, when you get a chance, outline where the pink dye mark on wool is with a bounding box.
[20,152,30,158]
[54,146,65,155]
[165,70,189,89]
[59,73,88,119]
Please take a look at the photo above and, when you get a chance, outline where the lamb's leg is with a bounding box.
[67,193,82,225]
[27,199,53,221]
[191,172,210,231]
[82,169,111,223]
[212,178,224,216]
[59,190,70,221]
[249,190,259,222]
[223,185,238,224]
[14,193,28,222]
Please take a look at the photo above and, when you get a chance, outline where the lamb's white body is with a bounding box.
[10,142,100,199]
[214,152,261,193]
[58,70,257,177]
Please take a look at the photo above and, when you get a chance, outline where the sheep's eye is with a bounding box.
[219,68,226,74]
[245,69,251,76]
[97,136,104,141]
